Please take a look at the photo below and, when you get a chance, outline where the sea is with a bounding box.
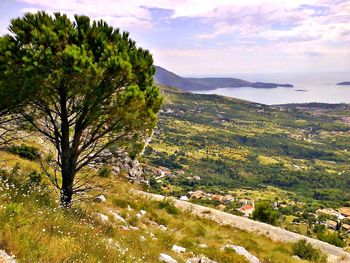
[191,72,350,105]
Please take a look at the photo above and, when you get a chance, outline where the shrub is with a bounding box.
[252,201,279,225]
[158,199,180,215]
[317,232,346,248]
[27,170,42,185]
[8,144,40,160]
[292,239,327,262]
[98,166,112,178]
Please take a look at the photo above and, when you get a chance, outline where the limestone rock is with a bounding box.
[172,244,186,253]
[221,245,260,263]
[95,213,109,223]
[159,253,177,263]
[93,194,106,203]
[109,210,127,224]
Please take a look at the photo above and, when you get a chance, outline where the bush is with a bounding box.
[158,199,180,215]
[292,240,327,262]
[98,166,112,178]
[252,201,279,225]
[27,170,42,185]
[8,144,40,160]
[317,232,346,248]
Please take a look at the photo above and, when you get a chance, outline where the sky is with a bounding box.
[0,0,350,76]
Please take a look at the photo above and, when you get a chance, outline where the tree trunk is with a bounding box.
[60,178,73,208]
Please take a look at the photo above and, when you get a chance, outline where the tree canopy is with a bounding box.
[0,11,162,207]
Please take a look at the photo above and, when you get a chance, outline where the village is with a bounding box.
[174,188,350,248]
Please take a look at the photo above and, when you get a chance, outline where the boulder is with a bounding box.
[221,245,260,263]
[109,210,127,224]
[159,253,177,263]
[140,210,147,216]
[292,255,301,260]
[198,243,208,248]
[172,245,186,253]
[159,225,167,231]
[93,194,106,203]
[95,213,108,223]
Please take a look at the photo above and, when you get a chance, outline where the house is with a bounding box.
[238,204,254,217]
[316,208,343,219]
[326,220,338,230]
[341,224,350,233]
[222,195,234,204]
[191,191,205,199]
[212,194,223,203]
[338,207,350,218]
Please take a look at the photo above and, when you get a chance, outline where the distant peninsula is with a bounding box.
[336,81,350,86]
[154,66,294,91]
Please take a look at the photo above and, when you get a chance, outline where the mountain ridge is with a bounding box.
[154,65,293,91]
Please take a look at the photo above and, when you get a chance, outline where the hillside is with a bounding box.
[154,66,293,91]
[0,142,315,263]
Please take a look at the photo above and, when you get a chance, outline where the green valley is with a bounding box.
[144,86,350,207]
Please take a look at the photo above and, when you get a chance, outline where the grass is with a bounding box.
[0,155,309,263]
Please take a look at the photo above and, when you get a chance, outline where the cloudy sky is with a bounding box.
[1,0,349,75]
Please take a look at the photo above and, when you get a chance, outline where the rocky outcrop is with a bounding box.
[99,149,144,182]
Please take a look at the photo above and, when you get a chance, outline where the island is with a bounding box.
[295,89,307,92]
[155,66,294,91]
[336,82,350,86]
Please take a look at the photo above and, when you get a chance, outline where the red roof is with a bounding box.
[239,205,254,211]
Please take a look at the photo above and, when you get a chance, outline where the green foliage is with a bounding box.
[98,166,111,178]
[8,144,40,160]
[252,201,279,225]
[158,199,180,215]
[0,11,162,206]
[292,240,327,263]
[27,170,43,185]
[317,232,346,248]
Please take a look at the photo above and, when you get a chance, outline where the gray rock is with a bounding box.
[95,213,109,223]
[198,243,208,248]
[109,210,127,224]
[172,245,186,253]
[159,253,177,263]
[93,194,106,203]
[221,245,260,263]
[0,250,17,263]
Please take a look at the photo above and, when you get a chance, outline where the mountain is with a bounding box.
[337,81,350,86]
[154,66,293,91]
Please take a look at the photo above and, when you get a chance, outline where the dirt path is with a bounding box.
[136,191,350,263]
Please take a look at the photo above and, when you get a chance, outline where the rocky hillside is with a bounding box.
[0,146,308,263]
